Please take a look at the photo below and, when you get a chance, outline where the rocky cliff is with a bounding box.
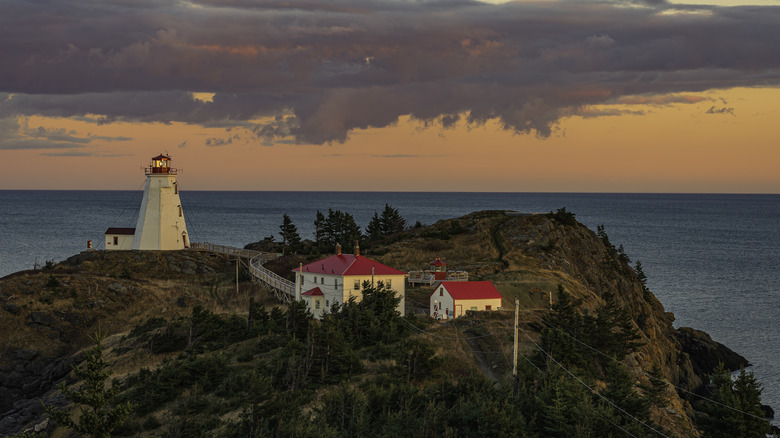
[0,210,758,436]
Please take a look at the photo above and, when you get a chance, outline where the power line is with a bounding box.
[516,324,670,438]
[526,310,770,422]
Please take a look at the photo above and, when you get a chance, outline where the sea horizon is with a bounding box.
[1,190,778,424]
[2,189,779,195]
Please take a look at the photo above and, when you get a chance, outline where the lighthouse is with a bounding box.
[131,154,189,250]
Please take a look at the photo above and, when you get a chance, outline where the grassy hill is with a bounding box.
[0,210,770,437]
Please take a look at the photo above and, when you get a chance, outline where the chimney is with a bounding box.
[354,241,360,257]
[336,243,342,255]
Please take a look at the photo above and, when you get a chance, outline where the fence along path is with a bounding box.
[197,243,296,302]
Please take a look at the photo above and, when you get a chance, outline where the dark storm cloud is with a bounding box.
[0,116,131,150]
[1,0,779,145]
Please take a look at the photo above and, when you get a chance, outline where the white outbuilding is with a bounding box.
[430,281,503,320]
[104,227,135,250]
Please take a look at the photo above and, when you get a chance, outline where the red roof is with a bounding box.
[436,281,503,301]
[293,254,406,276]
[105,227,135,235]
[430,257,446,266]
[301,287,324,296]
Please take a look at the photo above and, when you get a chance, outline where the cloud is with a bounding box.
[1,0,779,145]
[0,116,132,150]
[705,105,735,115]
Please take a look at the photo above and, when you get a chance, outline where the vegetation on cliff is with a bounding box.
[1,210,774,437]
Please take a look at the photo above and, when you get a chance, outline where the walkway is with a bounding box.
[196,243,297,302]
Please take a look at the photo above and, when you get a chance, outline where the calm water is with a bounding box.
[1,190,778,419]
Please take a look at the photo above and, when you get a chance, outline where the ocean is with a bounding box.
[1,190,778,421]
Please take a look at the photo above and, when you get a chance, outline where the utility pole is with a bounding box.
[513,298,519,377]
[236,257,239,297]
[297,262,303,301]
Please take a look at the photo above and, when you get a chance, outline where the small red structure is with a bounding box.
[430,257,447,281]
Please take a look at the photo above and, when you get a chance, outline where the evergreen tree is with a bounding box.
[44,329,134,438]
[379,204,406,236]
[697,363,771,438]
[314,210,328,247]
[279,213,301,254]
[365,212,383,242]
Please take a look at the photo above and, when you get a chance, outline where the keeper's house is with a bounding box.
[292,244,407,319]
[430,281,503,320]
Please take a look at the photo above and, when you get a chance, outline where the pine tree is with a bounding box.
[697,363,771,438]
[365,212,383,242]
[44,329,134,438]
[314,210,327,248]
[279,213,301,254]
[380,204,406,236]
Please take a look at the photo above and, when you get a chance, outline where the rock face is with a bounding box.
[676,327,749,377]
[375,210,758,433]
[0,213,761,436]
[0,348,76,434]
[0,249,236,435]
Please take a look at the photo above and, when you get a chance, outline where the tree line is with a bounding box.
[36,283,774,437]
[277,204,409,255]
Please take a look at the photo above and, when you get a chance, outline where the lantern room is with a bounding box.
[430,257,447,280]
[147,154,175,175]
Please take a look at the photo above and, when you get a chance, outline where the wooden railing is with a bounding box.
[407,270,469,285]
[196,243,296,301]
[249,253,296,301]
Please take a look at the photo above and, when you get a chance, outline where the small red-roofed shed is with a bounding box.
[104,227,135,250]
[430,281,503,320]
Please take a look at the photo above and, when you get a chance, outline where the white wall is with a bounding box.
[105,234,133,250]
[430,284,454,320]
[132,176,188,250]
[295,271,406,318]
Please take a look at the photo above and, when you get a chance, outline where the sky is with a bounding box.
[1,0,779,193]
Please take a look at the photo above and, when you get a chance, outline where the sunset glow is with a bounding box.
[2,0,779,193]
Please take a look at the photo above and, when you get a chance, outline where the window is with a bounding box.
[174,182,178,194]
[326,300,330,307]
[314,277,317,284]
[471,306,478,311]
[439,289,443,296]
[315,301,320,310]
[354,280,360,290]
[485,305,492,311]
[113,236,118,245]
[321,277,324,284]
[334,278,338,287]
[178,206,182,217]
[387,279,392,288]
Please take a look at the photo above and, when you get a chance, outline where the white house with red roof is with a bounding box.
[292,244,407,319]
[430,281,503,320]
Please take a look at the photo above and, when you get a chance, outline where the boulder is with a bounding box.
[28,312,55,326]
[676,327,749,377]
[3,303,21,315]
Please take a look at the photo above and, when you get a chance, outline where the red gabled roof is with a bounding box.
[430,257,446,266]
[437,281,503,301]
[105,227,135,235]
[292,254,407,276]
[301,287,324,296]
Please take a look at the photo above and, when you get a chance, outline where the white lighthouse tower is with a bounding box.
[131,154,189,250]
